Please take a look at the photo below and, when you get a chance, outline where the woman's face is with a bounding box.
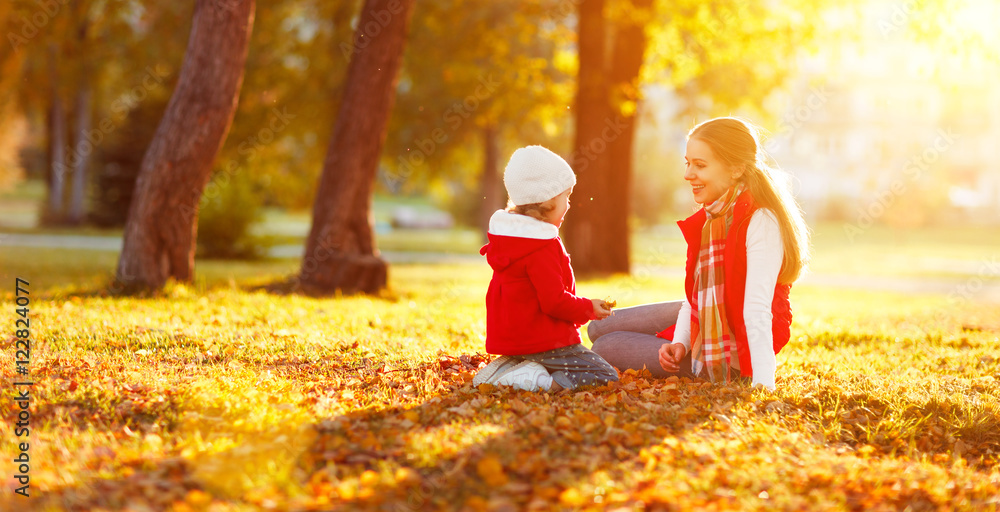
[544,187,572,227]
[684,138,739,205]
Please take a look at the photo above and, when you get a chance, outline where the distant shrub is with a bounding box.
[196,174,272,260]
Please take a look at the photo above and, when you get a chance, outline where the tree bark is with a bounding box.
[115,0,255,292]
[563,0,652,275]
[478,122,502,237]
[563,0,613,274]
[68,18,93,225]
[604,0,653,272]
[298,0,416,295]
[68,83,92,224]
[47,44,67,223]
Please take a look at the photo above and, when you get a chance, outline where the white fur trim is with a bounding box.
[488,210,558,239]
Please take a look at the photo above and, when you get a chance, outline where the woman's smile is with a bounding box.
[684,138,737,204]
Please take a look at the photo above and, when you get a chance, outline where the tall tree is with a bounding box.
[8,0,158,223]
[565,0,839,275]
[0,2,27,191]
[116,0,255,291]
[602,0,654,270]
[63,0,108,225]
[562,0,614,274]
[298,0,417,294]
[67,83,92,224]
[384,0,576,235]
[213,1,357,210]
[46,44,68,221]
[563,0,657,275]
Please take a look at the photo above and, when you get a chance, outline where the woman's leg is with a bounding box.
[590,331,695,379]
[587,300,684,342]
[521,344,619,390]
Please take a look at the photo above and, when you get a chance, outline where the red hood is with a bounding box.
[480,234,555,271]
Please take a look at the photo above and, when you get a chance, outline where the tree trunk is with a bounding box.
[68,17,93,225]
[115,0,255,292]
[604,0,653,272]
[563,0,652,275]
[478,122,502,237]
[298,0,416,295]
[68,83,92,224]
[563,0,613,274]
[47,44,67,223]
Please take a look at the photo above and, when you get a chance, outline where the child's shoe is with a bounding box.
[495,361,553,392]
[472,355,521,386]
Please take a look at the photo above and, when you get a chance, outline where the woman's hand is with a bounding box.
[658,343,686,373]
[591,299,611,320]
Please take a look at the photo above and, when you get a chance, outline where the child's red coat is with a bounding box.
[480,234,594,355]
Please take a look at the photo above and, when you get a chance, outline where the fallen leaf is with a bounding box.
[476,454,508,487]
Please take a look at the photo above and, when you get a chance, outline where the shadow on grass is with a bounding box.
[15,359,999,511]
[15,365,727,511]
[233,274,403,303]
[295,371,740,511]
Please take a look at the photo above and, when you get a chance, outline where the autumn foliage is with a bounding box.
[0,260,998,510]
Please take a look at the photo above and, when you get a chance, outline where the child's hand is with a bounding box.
[658,343,686,373]
[591,299,612,320]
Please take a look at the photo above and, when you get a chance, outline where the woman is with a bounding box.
[590,117,810,390]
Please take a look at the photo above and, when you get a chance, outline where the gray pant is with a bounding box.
[587,300,697,378]
[516,343,619,390]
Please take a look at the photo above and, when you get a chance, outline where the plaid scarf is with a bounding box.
[689,185,744,383]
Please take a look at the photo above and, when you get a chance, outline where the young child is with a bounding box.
[473,145,619,392]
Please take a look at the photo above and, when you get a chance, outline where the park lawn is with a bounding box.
[0,249,998,511]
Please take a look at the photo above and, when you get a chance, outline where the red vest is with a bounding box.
[664,190,792,378]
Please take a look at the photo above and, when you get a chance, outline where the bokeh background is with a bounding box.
[1,2,999,509]
[0,0,997,286]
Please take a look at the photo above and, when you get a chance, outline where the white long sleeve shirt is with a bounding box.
[671,209,783,390]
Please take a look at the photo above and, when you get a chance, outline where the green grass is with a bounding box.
[0,181,485,253]
[0,247,998,511]
[5,176,999,277]
[0,179,45,230]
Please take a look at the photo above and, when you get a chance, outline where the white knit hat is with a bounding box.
[503,145,577,205]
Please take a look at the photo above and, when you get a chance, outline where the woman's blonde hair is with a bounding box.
[688,117,811,284]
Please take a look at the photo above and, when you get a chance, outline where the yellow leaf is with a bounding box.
[510,398,529,415]
[395,467,420,484]
[336,481,355,500]
[465,495,490,512]
[559,487,587,506]
[185,489,212,508]
[475,454,508,487]
[359,470,379,487]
